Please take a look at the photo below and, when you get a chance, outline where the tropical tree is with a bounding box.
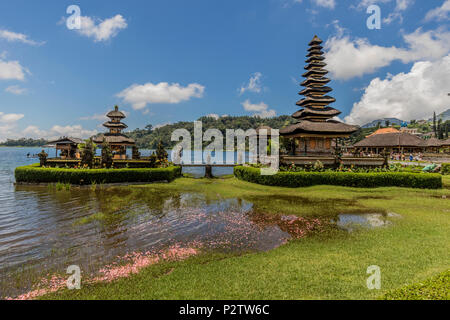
[156,140,168,162]
[101,139,113,168]
[79,139,97,168]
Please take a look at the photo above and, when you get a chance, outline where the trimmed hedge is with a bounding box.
[234,166,442,189]
[442,163,450,175]
[15,164,182,185]
[381,270,450,300]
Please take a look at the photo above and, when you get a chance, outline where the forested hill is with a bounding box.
[127,115,295,149]
[0,138,48,147]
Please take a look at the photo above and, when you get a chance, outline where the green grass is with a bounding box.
[381,270,449,300]
[41,177,450,300]
[443,175,450,189]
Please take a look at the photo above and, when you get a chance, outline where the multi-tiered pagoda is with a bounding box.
[93,106,135,159]
[280,35,358,161]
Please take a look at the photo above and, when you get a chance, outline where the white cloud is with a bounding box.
[204,113,228,120]
[239,72,263,95]
[205,113,220,120]
[153,122,172,129]
[313,0,336,9]
[242,99,276,118]
[383,0,414,24]
[344,54,450,125]
[0,112,25,141]
[352,0,391,10]
[0,113,97,141]
[117,82,205,110]
[79,114,108,121]
[425,0,450,22]
[0,59,28,80]
[77,15,127,42]
[324,27,450,80]
[0,29,44,46]
[0,112,24,123]
[5,85,27,95]
[23,124,97,140]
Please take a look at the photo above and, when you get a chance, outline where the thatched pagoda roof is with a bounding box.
[103,121,128,129]
[308,45,323,51]
[280,120,358,135]
[47,137,84,145]
[302,69,329,78]
[440,138,450,146]
[92,134,135,145]
[309,35,323,46]
[299,86,332,96]
[425,137,443,147]
[353,132,426,148]
[292,107,341,119]
[106,106,126,119]
[366,127,399,137]
[305,57,325,64]
[301,77,330,86]
[296,96,336,107]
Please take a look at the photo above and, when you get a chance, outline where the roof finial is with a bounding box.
[114,105,119,111]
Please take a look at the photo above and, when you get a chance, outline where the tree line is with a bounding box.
[126,115,295,149]
[0,138,48,147]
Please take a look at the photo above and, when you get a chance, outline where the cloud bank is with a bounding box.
[77,14,127,42]
[344,54,450,125]
[117,82,205,110]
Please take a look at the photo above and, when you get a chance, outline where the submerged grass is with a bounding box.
[39,177,450,300]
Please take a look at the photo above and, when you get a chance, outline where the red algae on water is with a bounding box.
[5,243,200,300]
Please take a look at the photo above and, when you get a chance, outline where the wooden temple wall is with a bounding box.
[295,137,333,155]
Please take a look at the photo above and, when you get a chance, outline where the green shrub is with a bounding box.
[234,166,442,189]
[381,270,449,300]
[442,163,450,175]
[15,165,182,185]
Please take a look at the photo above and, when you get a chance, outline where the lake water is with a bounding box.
[0,147,287,297]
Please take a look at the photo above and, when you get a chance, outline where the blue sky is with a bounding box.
[0,0,449,140]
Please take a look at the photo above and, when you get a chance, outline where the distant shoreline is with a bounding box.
[0,146,46,148]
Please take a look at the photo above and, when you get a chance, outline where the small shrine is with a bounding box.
[93,106,135,159]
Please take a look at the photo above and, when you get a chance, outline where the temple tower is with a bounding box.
[280,35,358,157]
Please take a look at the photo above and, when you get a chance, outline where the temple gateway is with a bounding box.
[280,36,384,167]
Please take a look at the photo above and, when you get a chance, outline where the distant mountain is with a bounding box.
[436,109,450,122]
[361,118,405,129]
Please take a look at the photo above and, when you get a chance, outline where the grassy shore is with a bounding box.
[41,177,450,300]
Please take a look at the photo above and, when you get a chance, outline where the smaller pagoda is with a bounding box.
[93,106,135,159]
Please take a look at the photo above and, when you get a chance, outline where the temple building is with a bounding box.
[280,35,360,165]
[353,132,426,154]
[93,106,135,159]
[44,137,83,159]
[367,127,400,137]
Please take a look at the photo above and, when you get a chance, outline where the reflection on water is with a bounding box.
[335,213,392,232]
[2,186,295,274]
